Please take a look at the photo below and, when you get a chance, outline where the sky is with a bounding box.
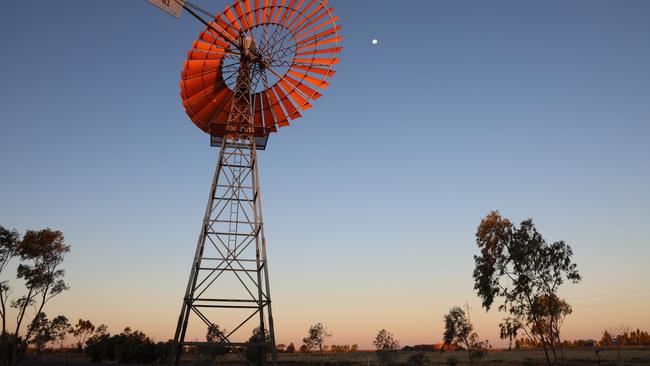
[1,0,649,349]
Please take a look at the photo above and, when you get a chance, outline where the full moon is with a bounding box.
[371,39,378,45]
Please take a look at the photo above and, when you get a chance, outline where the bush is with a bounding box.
[374,329,400,366]
[286,342,296,353]
[0,332,26,366]
[85,327,165,364]
[406,352,430,365]
[469,338,489,361]
[446,356,458,366]
[245,327,269,365]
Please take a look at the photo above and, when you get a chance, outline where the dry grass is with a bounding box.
[271,349,650,365]
[34,349,650,365]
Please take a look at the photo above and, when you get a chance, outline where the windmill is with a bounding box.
[151,0,342,365]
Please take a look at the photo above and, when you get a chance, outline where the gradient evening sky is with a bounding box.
[1,0,649,348]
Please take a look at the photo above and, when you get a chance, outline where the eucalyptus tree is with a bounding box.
[0,227,70,366]
[302,323,331,365]
[472,211,580,365]
[302,323,331,353]
[28,313,53,361]
[50,315,72,351]
[443,307,488,366]
[0,227,20,335]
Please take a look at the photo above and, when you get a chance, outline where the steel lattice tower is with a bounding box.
[171,35,277,366]
[161,0,342,364]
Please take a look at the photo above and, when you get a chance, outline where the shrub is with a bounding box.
[373,329,400,366]
[246,327,269,365]
[406,352,430,365]
[85,327,160,364]
[286,342,296,353]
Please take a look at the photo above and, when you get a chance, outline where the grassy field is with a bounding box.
[270,349,650,365]
[32,349,650,365]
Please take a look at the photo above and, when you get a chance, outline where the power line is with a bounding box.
[567,288,650,300]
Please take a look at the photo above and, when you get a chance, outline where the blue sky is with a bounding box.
[1,0,649,347]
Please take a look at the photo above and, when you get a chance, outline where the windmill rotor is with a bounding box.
[180,0,342,141]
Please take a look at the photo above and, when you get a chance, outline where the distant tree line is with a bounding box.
[600,329,650,347]
[509,328,650,350]
[275,342,296,353]
[329,344,359,352]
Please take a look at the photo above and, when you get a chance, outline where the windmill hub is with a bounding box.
[241,34,258,61]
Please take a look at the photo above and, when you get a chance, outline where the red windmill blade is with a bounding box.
[180,0,342,139]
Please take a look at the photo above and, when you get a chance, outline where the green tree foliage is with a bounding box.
[113,327,156,364]
[499,317,522,351]
[206,323,225,343]
[286,342,296,353]
[472,211,580,366]
[28,313,54,360]
[443,307,488,365]
[21,313,71,364]
[600,328,650,347]
[600,331,613,347]
[0,227,20,336]
[246,326,271,365]
[629,329,650,345]
[202,323,228,364]
[50,315,71,350]
[0,227,20,366]
[14,229,70,341]
[85,324,110,363]
[531,294,572,360]
[373,329,400,366]
[85,326,169,364]
[515,337,540,349]
[443,307,471,348]
[328,343,358,352]
[302,323,331,356]
[330,344,354,352]
[0,227,70,366]
[301,323,331,366]
[71,319,95,350]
